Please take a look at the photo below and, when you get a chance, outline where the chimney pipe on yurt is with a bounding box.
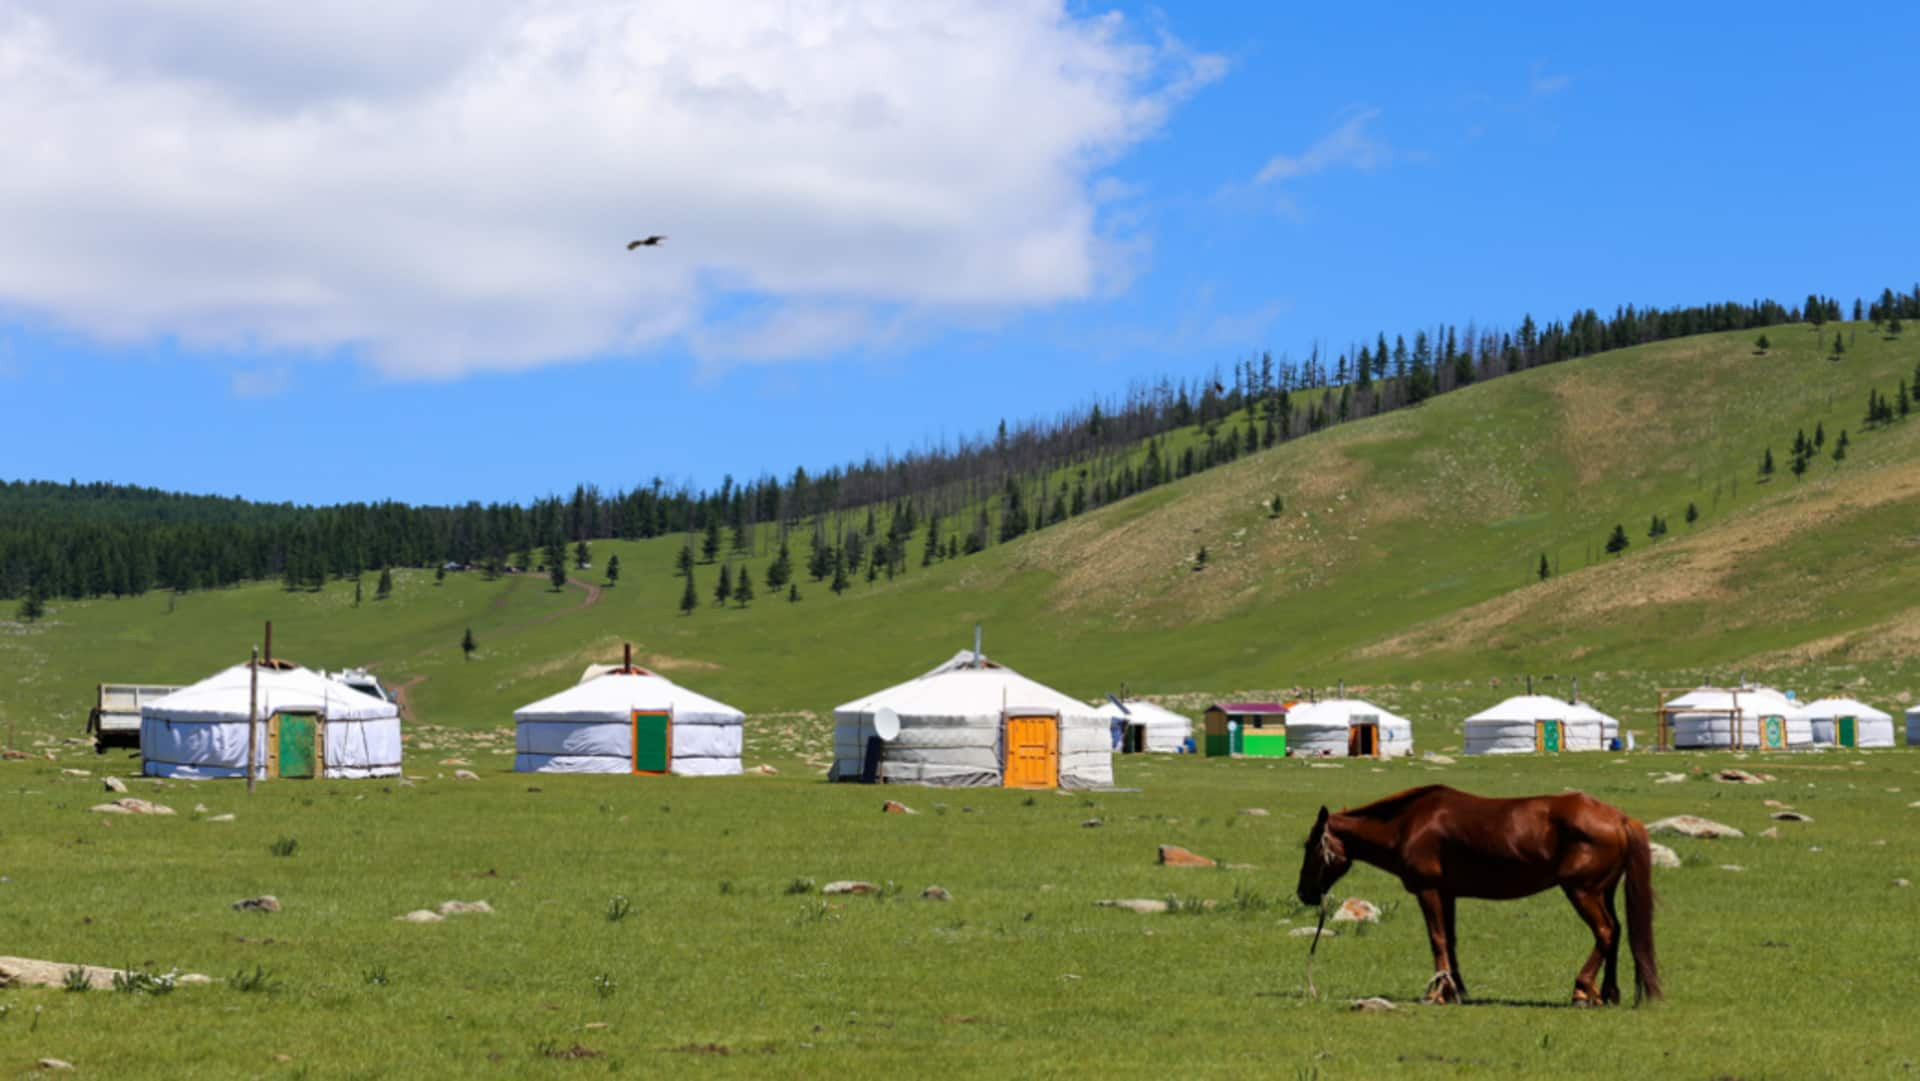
[624,642,633,672]
[1570,676,1579,706]
[973,623,983,669]
[264,621,274,667]
[1526,674,1534,696]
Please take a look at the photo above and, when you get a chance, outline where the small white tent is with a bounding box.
[1100,699,1193,753]
[1665,687,1811,749]
[1792,697,1895,748]
[1282,698,1414,758]
[831,650,1112,788]
[514,668,743,776]
[1464,695,1620,754]
[141,662,402,780]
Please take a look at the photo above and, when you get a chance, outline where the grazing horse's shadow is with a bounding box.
[1256,988,1577,1009]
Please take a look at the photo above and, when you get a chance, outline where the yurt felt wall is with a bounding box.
[1666,687,1811,749]
[1101,700,1194,753]
[142,663,402,780]
[1792,698,1895,748]
[1282,699,1414,758]
[514,671,743,776]
[1464,695,1620,754]
[832,651,1113,788]
[1909,707,1920,747]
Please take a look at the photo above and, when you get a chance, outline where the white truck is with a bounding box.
[87,683,182,751]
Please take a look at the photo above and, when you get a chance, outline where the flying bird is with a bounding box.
[627,236,667,250]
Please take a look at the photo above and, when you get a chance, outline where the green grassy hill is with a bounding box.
[5,322,1917,753]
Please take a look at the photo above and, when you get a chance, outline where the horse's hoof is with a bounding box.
[1571,992,1596,1008]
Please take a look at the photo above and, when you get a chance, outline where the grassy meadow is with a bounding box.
[2,743,1918,1079]
[2,321,1919,1076]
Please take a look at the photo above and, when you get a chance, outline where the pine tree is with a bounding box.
[1899,380,1912,419]
[701,518,721,563]
[1194,546,1208,569]
[680,570,698,615]
[1685,502,1699,525]
[17,590,45,622]
[1760,447,1775,478]
[766,539,792,589]
[1604,524,1629,556]
[461,627,477,660]
[1537,553,1550,581]
[353,577,363,607]
[676,544,695,578]
[1755,333,1770,353]
[787,583,800,603]
[1792,429,1807,457]
[1648,515,1661,538]
[830,553,850,595]
[1833,332,1845,356]
[714,563,732,606]
[605,554,621,586]
[435,565,446,586]
[1814,422,1825,449]
[1853,298,1864,321]
[574,541,590,569]
[1790,452,1808,479]
[377,566,393,599]
[1833,430,1849,462]
[735,566,754,607]
[1269,495,1284,517]
[549,558,568,591]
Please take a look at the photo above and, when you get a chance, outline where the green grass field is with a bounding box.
[3,744,1917,1079]
[2,321,1919,1077]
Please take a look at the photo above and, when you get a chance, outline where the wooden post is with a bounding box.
[247,647,259,795]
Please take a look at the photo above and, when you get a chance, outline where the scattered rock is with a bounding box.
[1096,899,1170,914]
[437,900,492,916]
[439,757,471,766]
[1332,898,1381,923]
[1157,844,1216,868]
[1769,811,1812,822]
[453,770,479,781]
[208,813,235,823]
[1,749,30,760]
[1715,768,1766,785]
[38,1059,74,1071]
[396,910,443,923]
[1224,862,1258,871]
[1289,926,1335,938]
[193,803,209,814]
[1350,997,1396,1013]
[1238,808,1269,817]
[1309,762,1344,769]
[1760,827,1780,839]
[749,764,778,775]
[821,881,880,895]
[1653,773,1687,784]
[1719,864,1745,872]
[61,768,91,777]
[1763,799,1790,809]
[103,777,128,793]
[1894,879,1910,888]
[920,886,952,902]
[1648,843,1681,868]
[881,800,916,815]
[231,896,280,914]
[1423,754,1456,765]
[90,798,174,816]
[1647,815,1742,839]
[0,956,207,990]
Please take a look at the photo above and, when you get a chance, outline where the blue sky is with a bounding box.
[3,2,1915,506]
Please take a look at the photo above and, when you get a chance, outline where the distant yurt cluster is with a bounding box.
[1200,698,1414,759]
[1464,695,1621,755]
[1792,697,1895,748]
[141,659,401,780]
[830,648,1114,788]
[1662,686,1812,750]
[513,653,744,776]
[1099,698,1194,754]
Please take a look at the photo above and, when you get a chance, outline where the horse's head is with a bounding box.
[1296,805,1350,905]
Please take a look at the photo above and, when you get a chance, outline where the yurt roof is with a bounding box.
[1284,698,1412,732]
[1666,686,1799,717]
[1790,697,1892,723]
[835,650,1095,721]
[1100,699,1195,729]
[515,671,743,724]
[1468,695,1618,725]
[146,663,396,722]
[1210,701,1290,715]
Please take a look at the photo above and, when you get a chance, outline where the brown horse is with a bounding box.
[1296,784,1660,1006]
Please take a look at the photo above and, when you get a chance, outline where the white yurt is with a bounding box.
[141,661,402,780]
[1664,686,1811,750]
[1464,695,1621,754]
[1792,697,1895,748]
[1282,698,1415,758]
[1101,698,1194,753]
[513,663,743,776]
[831,649,1112,788]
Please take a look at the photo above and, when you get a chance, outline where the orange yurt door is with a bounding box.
[1004,715,1060,788]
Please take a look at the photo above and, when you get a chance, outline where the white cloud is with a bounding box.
[1529,62,1571,96]
[1255,106,1391,184]
[0,1,1220,378]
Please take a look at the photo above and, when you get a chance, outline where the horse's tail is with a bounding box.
[1623,816,1662,1003]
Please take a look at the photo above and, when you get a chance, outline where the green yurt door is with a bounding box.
[632,711,670,774]
[1536,719,1561,753]
[277,713,318,778]
[1837,715,1857,748]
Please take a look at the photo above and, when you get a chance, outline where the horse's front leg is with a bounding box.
[1415,889,1460,1004]
[1442,893,1468,1000]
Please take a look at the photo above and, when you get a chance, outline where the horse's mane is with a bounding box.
[1341,785,1454,821]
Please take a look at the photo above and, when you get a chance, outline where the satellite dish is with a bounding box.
[873,707,901,742]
